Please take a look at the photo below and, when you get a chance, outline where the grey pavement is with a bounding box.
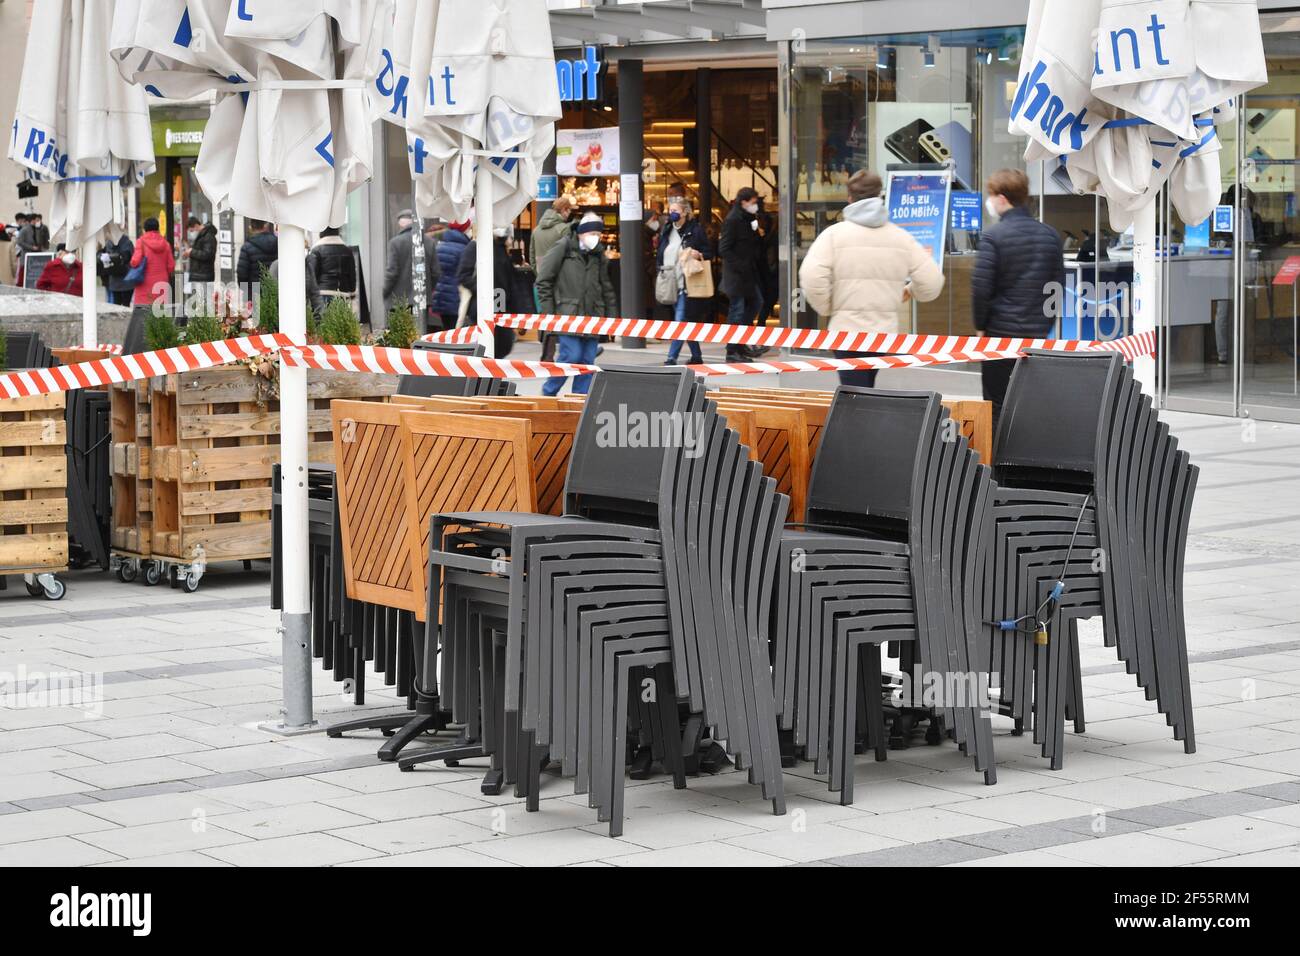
[1,388,1297,866]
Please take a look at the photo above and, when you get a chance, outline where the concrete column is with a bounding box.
[696,68,713,221]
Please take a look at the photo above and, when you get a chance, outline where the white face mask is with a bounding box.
[743,202,759,216]
[62,253,76,266]
[646,218,660,232]
[984,197,1004,222]
[580,234,601,252]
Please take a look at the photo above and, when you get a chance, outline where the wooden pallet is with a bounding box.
[110,379,154,558]
[148,368,394,566]
[0,392,69,573]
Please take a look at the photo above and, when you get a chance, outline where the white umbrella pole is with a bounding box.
[475,160,496,358]
[82,238,98,348]
[1131,202,1158,394]
[274,224,315,731]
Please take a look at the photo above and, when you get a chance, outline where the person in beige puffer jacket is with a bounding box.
[799,169,944,387]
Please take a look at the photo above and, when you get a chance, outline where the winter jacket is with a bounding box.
[457,237,527,355]
[655,217,713,322]
[458,237,534,314]
[100,235,136,293]
[236,230,278,284]
[36,258,83,296]
[432,228,470,316]
[798,196,944,335]
[130,230,177,306]
[188,222,218,283]
[529,207,571,268]
[307,236,357,294]
[383,226,439,314]
[718,201,762,299]
[536,234,618,328]
[971,205,1066,336]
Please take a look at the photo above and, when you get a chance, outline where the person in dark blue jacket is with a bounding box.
[972,168,1066,423]
[432,221,471,329]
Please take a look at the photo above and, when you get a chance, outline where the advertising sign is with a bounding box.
[949,191,982,232]
[557,128,620,177]
[885,169,952,269]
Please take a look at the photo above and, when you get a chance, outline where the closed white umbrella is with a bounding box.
[1010,0,1267,391]
[370,0,562,354]
[9,0,155,348]
[111,0,389,732]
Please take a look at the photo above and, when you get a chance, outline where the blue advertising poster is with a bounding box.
[950,191,982,232]
[537,175,559,202]
[1213,204,1234,233]
[1184,216,1211,249]
[886,170,952,268]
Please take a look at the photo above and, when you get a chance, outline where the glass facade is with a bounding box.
[778,14,1300,423]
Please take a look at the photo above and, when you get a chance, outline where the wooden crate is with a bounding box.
[0,392,69,573]
[110,379,154,557]
[149,368,394,565]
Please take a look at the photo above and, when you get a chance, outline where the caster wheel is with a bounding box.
[167,566,179,589]
[142,561,163,586]
[117,562,138,584]
[179,573,200,594]
[43,579,66,601]
[25,580,44,598]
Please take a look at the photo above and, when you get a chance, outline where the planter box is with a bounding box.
[148,367,394,564]
[0,391,69,572]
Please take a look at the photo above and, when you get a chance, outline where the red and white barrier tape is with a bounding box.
[1,327,1155,401]
[0,334,291,400]
[423,314,1154,360]
[278,344,597,380]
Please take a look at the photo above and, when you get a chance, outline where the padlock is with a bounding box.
[1035,626,1049,647]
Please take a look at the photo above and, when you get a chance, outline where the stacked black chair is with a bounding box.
[398,340,516,398]
[271,463,424,733]
[401,366,789,836]
[772,388,998,804]
[984,350,1198,770]
[65,389,111,570]
[3,331,55,370]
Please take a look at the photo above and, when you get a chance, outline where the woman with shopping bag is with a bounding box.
[654,197,712,365]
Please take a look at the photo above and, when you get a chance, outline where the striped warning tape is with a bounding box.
[0,329,1155,401]
[422,314,1153,359]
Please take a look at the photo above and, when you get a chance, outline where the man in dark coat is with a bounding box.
[382,209,439,329]
[236,219,278,284]
[718,187,764,362]
[98,233,136,305]
[972,168,1066,423]
[186,216,218,284]
[536,213,616,396]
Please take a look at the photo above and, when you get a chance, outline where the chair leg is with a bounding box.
[656,664,687,790]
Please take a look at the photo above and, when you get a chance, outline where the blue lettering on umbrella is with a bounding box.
[1148,13,1169,65]
[145,84,164,97]
[1095,13,1170,77]
[316,132,334,167]
[374,50,409,117]
[237,0,253,21]
[408,138,428,175]
[23,128,45,165]
[441,66,456,106]
[1010,60,1091,151]
[174,8,193,48]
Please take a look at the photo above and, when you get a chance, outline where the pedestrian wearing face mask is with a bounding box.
[720,186,766,363]
[537,212,616,396]
[972,168,1065,424]
[799,169,944,388]
[36,244,83,296]
[186,216,218,285]
[656,197,711,366]
[529,196,574,360]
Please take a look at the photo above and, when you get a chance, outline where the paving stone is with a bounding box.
[832,838,1001,867]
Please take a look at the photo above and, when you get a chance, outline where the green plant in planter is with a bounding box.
[144,311,181,351]
[183,311,226,345]
[381,302,419,350]
[318,296,362,346]
[257,264,279,334]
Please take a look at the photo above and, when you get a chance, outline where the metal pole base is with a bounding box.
[259,611,318,735]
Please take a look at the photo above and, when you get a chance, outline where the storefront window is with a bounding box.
[786,30,1032,337]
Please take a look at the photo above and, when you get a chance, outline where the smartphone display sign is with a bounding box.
[874,103,973,191]
[886,171,952,268]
